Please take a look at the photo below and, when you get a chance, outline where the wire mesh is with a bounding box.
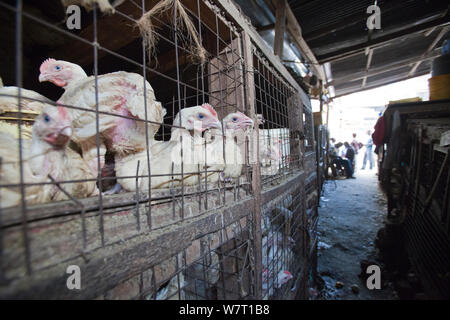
[387,118,450,299]
[252,47,301,187]
[0,0,315,299]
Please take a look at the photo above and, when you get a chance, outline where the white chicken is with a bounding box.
[262,230,294,270]
[0,85,52,139]
[0,85,51,113]
[262,270,293,299]
[146,273,186,300]
[261,225,295,300]
[254,114,282,176]
[38,58,165,181]
[203,111,254,183]
[115,104,221,191]
[0,103,96,208]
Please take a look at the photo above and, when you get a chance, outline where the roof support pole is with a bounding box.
[273,0,286,58]
[362,48,373,88]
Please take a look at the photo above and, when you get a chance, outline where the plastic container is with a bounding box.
[429,74,450,100]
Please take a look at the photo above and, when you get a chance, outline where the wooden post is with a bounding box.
[317,80,323,193]
[287,91,303,171]
[274,0,286,58]
[242,30,263,300]
[324,102,331,178]
[208,37,246,118]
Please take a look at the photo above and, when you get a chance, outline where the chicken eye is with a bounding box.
[232,117,237,122]
[43,114,51,123]
[198,114,204,119]
[55,66,61,71]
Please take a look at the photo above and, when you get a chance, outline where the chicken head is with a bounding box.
[222,111,254,131]
[33,104,73,149]
[172,103,221,133]
[39,58,88,89]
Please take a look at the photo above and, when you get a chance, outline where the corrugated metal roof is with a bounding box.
[286,0,449,97]
[234,0,448,97]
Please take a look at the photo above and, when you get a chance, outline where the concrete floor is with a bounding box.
[315,164,396,300]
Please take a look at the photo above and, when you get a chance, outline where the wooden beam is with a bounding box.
[213,0,309,103]
[317,15,450,63]
[257,23,275,32]
[242,30,263,300]
[262,0,325,81]
[273,0,287,58]
[326,51,440,87]
[283,2,325,81]
[408,26,449,76]
[361,48,373,88]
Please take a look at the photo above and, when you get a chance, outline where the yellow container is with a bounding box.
[429,74,450,101]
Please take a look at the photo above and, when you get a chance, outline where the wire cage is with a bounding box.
[401,119,450,299]
[253,47,298,187]
[381,102,450,299]
[0,0,318,299]
[302,107,315,154]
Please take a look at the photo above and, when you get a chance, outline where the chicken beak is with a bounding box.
[45,126,72,148]
[60,126,72,137]
[208,119,221,129]
[240,118,254,129]
[38,73,49,83]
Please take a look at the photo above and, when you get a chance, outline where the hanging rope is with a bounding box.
[136,0,207,65]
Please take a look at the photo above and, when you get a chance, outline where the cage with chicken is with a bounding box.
[0,0,319,299]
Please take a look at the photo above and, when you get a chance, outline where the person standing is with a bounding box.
[351,133,360,154]
[350,133,360,172]
[361,130,374,170]
[344,142,356,178]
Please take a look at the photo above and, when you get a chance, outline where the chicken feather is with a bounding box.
[0,103,95,208]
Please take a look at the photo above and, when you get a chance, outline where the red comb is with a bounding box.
[284,271,292,276]
[57,106,69,120]
[40,58,56,73]
[201,103,217,118]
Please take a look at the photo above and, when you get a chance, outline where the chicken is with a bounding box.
[185,251,220,299]
[61,0,124,14]
[221,112,254,180]
[0,103,95,208]
[0,85,51,113]
[203,111,254,183]
[254,114,282,175]
[261,226,295,300]
[0,85,52,139]
[145,273,186,300]
[262,270,293,299]
[262,230,294,270]
[38,58,165,181]
[259,134,281,176]
[115,104,221,191]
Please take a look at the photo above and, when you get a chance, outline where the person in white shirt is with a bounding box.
[361,130,374,170]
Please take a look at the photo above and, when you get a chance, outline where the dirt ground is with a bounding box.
[314,158,396,300]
